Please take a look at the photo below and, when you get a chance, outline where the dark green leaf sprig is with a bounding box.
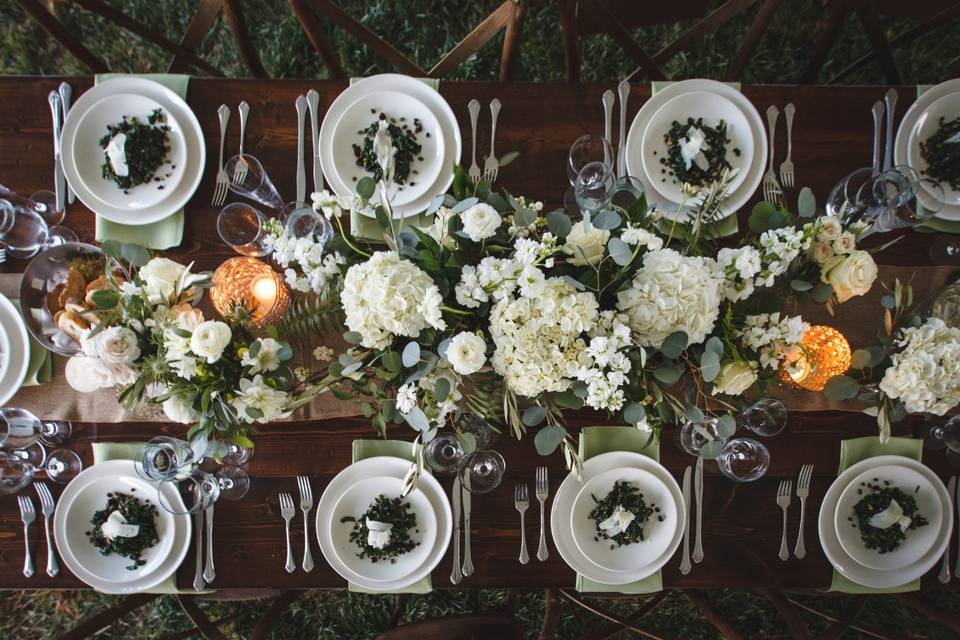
[99,108,172,191]
[588,480,659,548]
[919,115,960,190]
[848,480,929,554]
[86,490,160,570]
[353,112,423,185]
[340,494,420,563]
[660,117,735,189]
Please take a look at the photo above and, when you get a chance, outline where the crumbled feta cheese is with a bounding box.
[598,505,636,537]
[679,127,709,171]
[868,498,912,533]
[101,510,140,541]
[366,518,393,549]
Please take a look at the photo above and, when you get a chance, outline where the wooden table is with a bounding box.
[0,78,954,591]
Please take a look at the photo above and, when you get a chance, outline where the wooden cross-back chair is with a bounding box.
[557,0,783,83]
[287,0,528,81]
[802,0,960,85]
[12,0,266,77]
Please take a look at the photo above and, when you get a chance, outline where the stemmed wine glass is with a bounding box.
[0,408,81,485]
[924,415,960,468]
[458,450,506,494]
[0,185,65,226]
[716,437,770,482]
[0,198,77,259]
[135,436,198,482]
[158,465,250,515]
[423,433,464,475]
[575,161,615,218]
[677,416,730,458]
[565,135,614,215]
[736,398,787,437]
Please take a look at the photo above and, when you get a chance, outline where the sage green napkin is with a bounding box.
[912,85,960,234]
[92,74,189,249]
[348,438,431,594]
[575,426,663,594]
[828,436,924,593]
[650,81,742,239]
[12,300,51,386]
[346,78,438,241]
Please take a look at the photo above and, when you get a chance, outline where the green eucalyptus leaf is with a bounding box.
[343,331,363,344]
[356,177,376,200]
[850,349,872,369]
[546,210,572,238]
[451,197,479,215]
[684,405,705,424]
[700,350,721,382]
[100,239,123,260]
[823,375,861,401]
[592,210,622,230]
[514,207,537,227]
[653,366,683,385]
[402,342,421,368]
[624,402,646,425]
[434,377,451,402]
[486,192,507,212]
[498,150,520,167]
[121,243,150,267]
[534,425,567,456]
[811,282,833,303]
[716,414,737,438]
[457,432,478,455]
[522,405,547,427]
[382,351,402,372]
[790,279,814,292]
[607,237,633,266]
[660,331,688,359]
[705,336,724,356]
[797,187,816,217]
[90,288,119,309]
[402,406,431,431]
[699,441,724,460]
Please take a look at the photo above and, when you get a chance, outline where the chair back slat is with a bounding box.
[14,0,108,73]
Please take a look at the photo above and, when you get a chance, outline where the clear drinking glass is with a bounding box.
[0,199,76,259]
[0,408,79,483]
[217,202,270,257]
[459,450,506,494]
[27,190,65,226]
[736,398,787,437]
[677,417,728,458]
[575,161,614,217]
[458,415,497,450]
[716,437,770,482]
[423,433,464,475]
[284,206,333,247]
[135,436,197,482]
[567,134,614,186]
[607,175,646,212]
[225,154,287,212]
[220,443,253,466]
[0,450,33,494]
[159,469,221,515]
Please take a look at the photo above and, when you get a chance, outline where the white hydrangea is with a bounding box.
[616,248,724,348]
[341,251,446,349]
[738,312,809,370]
[879,318,960,415]
[620,225,663,251]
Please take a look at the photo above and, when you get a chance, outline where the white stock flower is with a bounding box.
[460,203,501,242]
[82,326,140,364]
[717,246,761,302]
[162,393,200,424]
[446,331,487,375]
[564,221,610,266]
[395,382,418,414]
[620,226,663,250]
[821,250,877,303]
[738,312,809,370]
[242,338,283,373]
[712,360,758,396]
[879,318,960,415]
[190,320,232,363]
[65,356,136,392]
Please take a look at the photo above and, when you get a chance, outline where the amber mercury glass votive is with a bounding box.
[210,257,289,328]
[780,325,852,392]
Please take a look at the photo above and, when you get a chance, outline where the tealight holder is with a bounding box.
[781,325,852,392]
[210,257,289,328]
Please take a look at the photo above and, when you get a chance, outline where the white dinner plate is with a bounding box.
[71,93,187,211]
[895,79,960,221]
[834,464,942,572]
[320,74,461,219]
[551,451,685,585]
[906,91,960,206]
[331,90,445,208]
[819,455,952,589]
[569,466,678,574]
[329,475,437,583]
[0,293,30,407]
[0,299,10,387]
[316,456,452,591]
[640,90,751,204]
[625,79,766,222]
[61,77,205,226]
[54,460,191,593]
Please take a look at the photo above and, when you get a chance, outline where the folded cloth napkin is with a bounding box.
[348,438,431,594]
[347,78,438,242]
[575,426,663,594]
[828,435,924,594]
[912,85,960,234]
[11,300,51,386]
[92,73,189,250]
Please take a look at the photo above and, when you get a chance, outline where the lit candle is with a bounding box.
[211,257,289,328]
[780,325,851,391]
[251,274,278,316]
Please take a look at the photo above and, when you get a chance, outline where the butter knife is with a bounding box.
[58,82,74,204]
[450,476,463,584]
[940,476,955,584]
[193,508,205,591]
[616,80,630,178]
[295,95,307,208]
[680,466,692,575]
[47,91,65,213]
[202,503,215,583]
[306,89,323,193]
[693,457,704,563]
[462,473,474,576]
[602,89,614,168]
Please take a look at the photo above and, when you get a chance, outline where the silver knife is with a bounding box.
[883,88,897,172]
[616,80,630,178]
[295,95,307,208]
[450,475,463,584]
[940,476,956,583]
[58,82,74,204]
[693,457,704,563]
[193,508,205,591]
[47,91,65,213]
[462,473,474,576]
[680,466,692,575]
[306,89,323,193]
[202,503,215,583]
[602,90,614,169]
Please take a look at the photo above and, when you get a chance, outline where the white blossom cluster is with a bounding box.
[454,256,522,308]
[737,312,809,370]
[395,363,462,426]
[574,311,634,411]
[879,318,960,415]
[263,218,345,295]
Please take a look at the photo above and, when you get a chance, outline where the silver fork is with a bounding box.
[515,483,529,564]
[34,482,59,577]
[296,476,314,572]
[483,98,502,183]
[535,466,549,562]
[777,480,792,562]
[779,103,795,188]
[467,99,481,183]
[212,104,230,206]
[762,105,781,204]
[18,496,35,578]
[794,464,813,559]
[232,101,250,186]
[279,492,296,574]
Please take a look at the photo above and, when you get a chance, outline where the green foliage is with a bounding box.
[276,295,342,339]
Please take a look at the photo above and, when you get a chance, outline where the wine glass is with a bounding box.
[25,190,65,226]
[606,175,646,212]
[736,398,787,437]
[458,415,497,450]
[458,450,506,494]
[926,415,960,468]
[716,437,770,482]
[158,464,250,515]
[283,205,333,246]
[0,200,77,259]
[218,202,270,257]
[575,161,614,217]
[224,154,287,213]
[135,436,197,482]
[0,450,34,494]
[565,135,614,215]
[676,417,729,458]
[220,442,253,466]
[0,408,80,484]
[423,433,464,475]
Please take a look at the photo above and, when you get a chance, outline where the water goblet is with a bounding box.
[459,450,506,494]
[0,450,33,494]
[218,202,270,257]
[925,415,960,468]
[565,134,614,215]
[716,437,770,482]
[159,468,221,516]
[0,201,76,259]
[27,190,65,226]
[135,436,198,482]
[676,417,729,458]
[225,154,286,212]
[458,415,498,450]
[423,433,464,475]
[0,408,80,483]
[220,442,253,466]
[736,398,787,437]
[575,161,615,218]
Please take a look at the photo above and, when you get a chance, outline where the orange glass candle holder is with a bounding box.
[210,257,290,328]
[781,325,852,391]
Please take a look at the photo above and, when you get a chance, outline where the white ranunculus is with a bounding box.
[460,203,501,242]
[712,360,758,396]
[138,257,188,303]
[564,221,610,266]
[879,318,960,415]
[822,250,877,303]
[446,331,487,375]
[65,356,136,392]
[190,320,232,363]
[162,393,200,424]
[241,337,283,373]
[82,326,140,364]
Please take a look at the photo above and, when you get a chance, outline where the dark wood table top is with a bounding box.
[0,78,954,591]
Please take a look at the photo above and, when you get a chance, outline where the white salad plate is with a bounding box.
[569,466,678,574]
[551,451,684,585]
[640,90,752,204]
[319,74,461,219]
[316,456,452,591]
[61,77,205,226]
[625,79,766,222]
[70,93,187,211]
[54,460,191,594]
[330,90,445,208]
[833,463,942,572]
[819,455,952,589]
[0,293,29,407]
[906,91,960,206]
[895,79,960,221]
[328,475,438,584]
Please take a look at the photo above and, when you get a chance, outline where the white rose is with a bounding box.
[817,216,842,241]
[822,250,877,303]
[65,356,136,392]
[189,320,232,363]
[564,221,610,266]
[712,360,758,396]
[460,203,501,242]
[808,241,834,266]
[446,331,487,375]
[82,326,140,364]
[833,231,856,255]
[138,257,188,303]
[162,393,200,424]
